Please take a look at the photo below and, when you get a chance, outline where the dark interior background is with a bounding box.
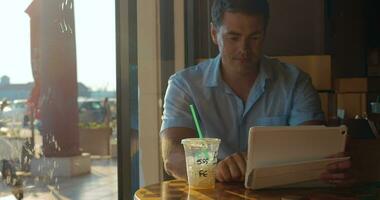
[185,0,380,78]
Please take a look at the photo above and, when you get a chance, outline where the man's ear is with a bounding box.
[210,23,218,45]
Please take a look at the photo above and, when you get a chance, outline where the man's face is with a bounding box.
[211,12,265,72]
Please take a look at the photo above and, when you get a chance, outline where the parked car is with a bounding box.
[78,99,106,124]
[0,99,27,125]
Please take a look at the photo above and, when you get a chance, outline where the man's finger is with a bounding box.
[216,166,224,182]
[231,153,246,179]
[216,161,232,182]
[241,152,247,160]
[321,172,351,180]
[326,160,351,172]
[225,156,242,180]
[326,179,356,187]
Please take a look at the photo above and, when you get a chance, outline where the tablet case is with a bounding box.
[245,125,348,190]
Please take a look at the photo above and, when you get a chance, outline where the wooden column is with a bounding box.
[26,0,80,157]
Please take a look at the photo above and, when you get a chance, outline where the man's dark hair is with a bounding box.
[211,0,270,29]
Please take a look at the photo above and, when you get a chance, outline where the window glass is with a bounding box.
[0,0,118,199]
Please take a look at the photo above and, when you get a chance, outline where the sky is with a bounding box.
[0,0,116,91]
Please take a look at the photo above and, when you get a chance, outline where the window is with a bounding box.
[0,0,118,199]
[1,0,185,199]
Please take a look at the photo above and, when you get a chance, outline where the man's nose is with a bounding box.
[238,39,250,54]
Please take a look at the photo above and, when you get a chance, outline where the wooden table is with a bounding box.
[134,180,378,200]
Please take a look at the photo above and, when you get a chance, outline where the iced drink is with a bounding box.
[181,138,220,189]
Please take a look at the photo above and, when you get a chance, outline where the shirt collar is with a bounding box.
[203,54,221,87]
[257,55,273,89]
[203,54,273,88]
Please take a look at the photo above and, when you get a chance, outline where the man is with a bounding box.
[161,0,353,186]
[102,97,111,127]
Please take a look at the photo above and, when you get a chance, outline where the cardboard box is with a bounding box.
[337,93,367,119]
[335,78,368,93]
[274,55,331,91]
[335,77,380,93]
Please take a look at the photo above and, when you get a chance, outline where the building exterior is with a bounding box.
[0,76,91,100]
[0,76,33,100]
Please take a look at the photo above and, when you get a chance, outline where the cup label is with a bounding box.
[199,170,208,177]
[193,152,215,178]
[196,158,209,165]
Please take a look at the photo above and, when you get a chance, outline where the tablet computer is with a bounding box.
[245,125,348,189]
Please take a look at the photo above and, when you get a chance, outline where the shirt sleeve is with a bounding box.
[160,75,195,132]
[288,71,325,125]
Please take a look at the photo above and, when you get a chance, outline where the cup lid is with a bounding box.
[181,138,220,144]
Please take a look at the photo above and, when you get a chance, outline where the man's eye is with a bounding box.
[227,37,239,41]
[251,35,262,40]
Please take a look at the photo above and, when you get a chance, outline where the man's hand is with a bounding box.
[216,152,247,182]
[320,152,355,187]
[161,127,197,180]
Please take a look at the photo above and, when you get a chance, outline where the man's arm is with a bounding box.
[289,71,325,125]
[161,127,197,180]
[161,127,247,182]
[160,71,248,183]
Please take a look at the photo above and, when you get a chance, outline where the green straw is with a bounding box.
[190,104,204,139]
[189,104,209,161]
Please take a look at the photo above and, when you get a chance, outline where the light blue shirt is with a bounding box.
[161,55,325,159]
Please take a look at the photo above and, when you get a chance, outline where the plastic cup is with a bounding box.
[181,138,220,189]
